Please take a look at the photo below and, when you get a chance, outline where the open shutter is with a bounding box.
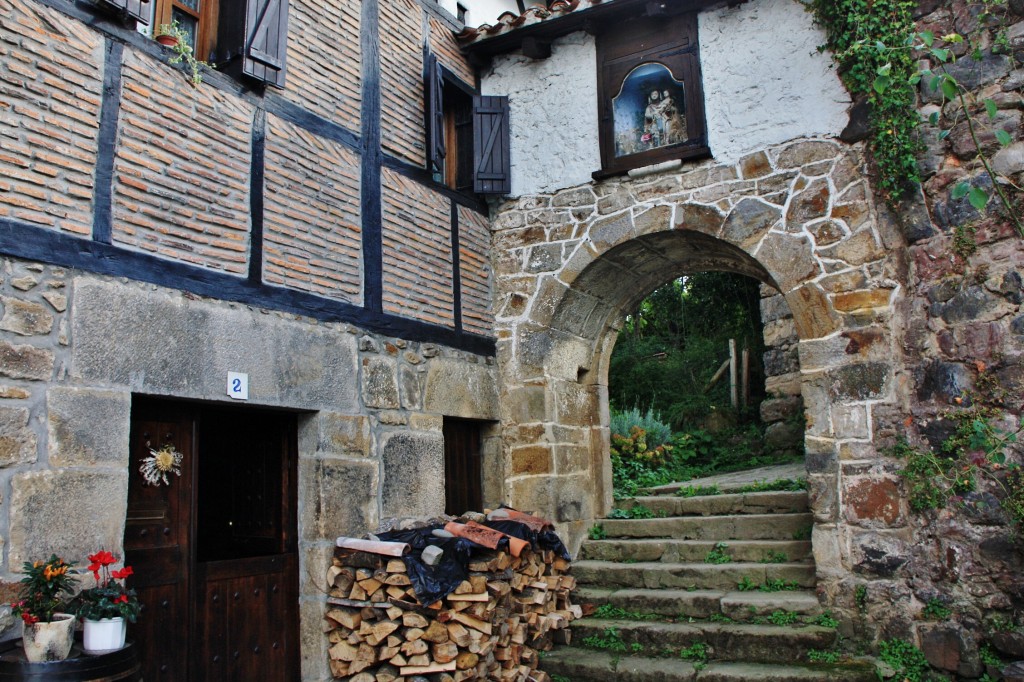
[426,54,446,174]
[472,95,511,195]
[96,0,149,25]
[243,0,289,88]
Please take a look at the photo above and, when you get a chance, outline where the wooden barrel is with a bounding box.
[0,641,141,681]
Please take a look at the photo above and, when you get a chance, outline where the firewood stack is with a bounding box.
[323,517,579,681]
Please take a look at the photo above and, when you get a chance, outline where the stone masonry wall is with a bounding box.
[0,258,499,681]
[489,138,908,563]
[818,1,1024,669]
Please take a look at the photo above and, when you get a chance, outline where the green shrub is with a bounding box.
[610,406,673,449]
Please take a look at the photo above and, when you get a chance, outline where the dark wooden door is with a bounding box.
[125,401,299,682]
[124,406,194,682]
[194,409,298,682]
[444,418,483,515]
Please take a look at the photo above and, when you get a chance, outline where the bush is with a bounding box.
[610,406,672,448]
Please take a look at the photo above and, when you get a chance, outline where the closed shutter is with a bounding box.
[243,0,289,88]
[472,95,510,195]
[426,53,446,175]
[96,0,149,25]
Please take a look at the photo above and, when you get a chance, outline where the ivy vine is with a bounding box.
[809,0,1023,237]
[810,0,921,201]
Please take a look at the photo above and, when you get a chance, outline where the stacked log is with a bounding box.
[324,533,579,681]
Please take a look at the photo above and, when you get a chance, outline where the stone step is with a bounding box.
[599,513,814,541]
[568,618,838,664]
[616,491,809,517]
[540,648,877,682]
[573,586,823,621]
[646,463,808,497]
[571,561,815,591]
[580,538,813,564]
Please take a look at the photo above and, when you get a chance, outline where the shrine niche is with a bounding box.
[596,12,709,177]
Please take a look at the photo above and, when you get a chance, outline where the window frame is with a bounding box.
[594,12,710,178]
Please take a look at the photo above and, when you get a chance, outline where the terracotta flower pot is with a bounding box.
[156,34,179,47]
[83,616,127,654]
[22,613,75,662]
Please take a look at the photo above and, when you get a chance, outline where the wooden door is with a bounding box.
[124,405,194,682]
[124,401,299,682]
[194,409,298,682]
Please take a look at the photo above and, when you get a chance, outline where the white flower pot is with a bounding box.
[22,612,75,662]
[82,616,127,654]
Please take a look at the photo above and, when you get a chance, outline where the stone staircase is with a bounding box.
[540,471,876,681]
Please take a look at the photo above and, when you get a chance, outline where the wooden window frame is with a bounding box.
[594,12,710,179]
[427,57,511,196]
[153,0,219,64]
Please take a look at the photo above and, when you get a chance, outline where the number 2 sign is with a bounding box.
[227,372,249,400]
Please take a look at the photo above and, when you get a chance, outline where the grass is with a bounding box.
[676,484,721,497]
[592,604,661,621]
[737,576,802,592]
[808,649,841,664]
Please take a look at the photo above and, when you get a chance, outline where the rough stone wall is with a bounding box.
[0,259,499,679]
[759,289,805,459]
[818,1,1024,668]
[489,139,906,560]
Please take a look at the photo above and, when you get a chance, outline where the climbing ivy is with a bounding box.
[809,0,921,201]
[810,0,1023,236]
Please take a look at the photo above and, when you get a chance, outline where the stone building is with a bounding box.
[0,0,1022,679]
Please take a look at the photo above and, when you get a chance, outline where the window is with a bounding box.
[96,0,290,88]
[427,54,511,195]
[596,12,709,177]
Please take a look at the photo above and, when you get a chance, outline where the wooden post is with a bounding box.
[729,339,738,410]
[741,347,750,411]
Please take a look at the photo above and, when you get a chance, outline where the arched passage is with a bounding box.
[493,139,908,587]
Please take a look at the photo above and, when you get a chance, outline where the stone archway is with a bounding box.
[492,138,909,592]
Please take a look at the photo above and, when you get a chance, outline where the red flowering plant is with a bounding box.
[10,554,77,625]
[70,551,141,623]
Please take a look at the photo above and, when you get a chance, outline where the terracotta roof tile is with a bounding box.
[456,0,599,46]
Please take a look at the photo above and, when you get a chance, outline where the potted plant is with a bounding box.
[154,21,206,86]
[10,555,77,662]
[153,22,180,47]
[72,550,140,655]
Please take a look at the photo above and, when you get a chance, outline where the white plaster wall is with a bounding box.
[443,0,522,26]
[482,32,601,197]
[478,0,850,197]
[699,0,850,163]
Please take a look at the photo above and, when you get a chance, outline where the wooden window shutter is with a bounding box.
[96,0,149,25]
[472,95,510,195]
[242,0,289,88]
[426,53,446,174]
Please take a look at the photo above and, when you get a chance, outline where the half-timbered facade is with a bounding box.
[0,0,507,678]
[2,0,1024,677]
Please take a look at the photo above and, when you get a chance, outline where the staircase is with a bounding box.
[540,470,876,681]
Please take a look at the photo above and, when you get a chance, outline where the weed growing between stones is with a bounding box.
[762,550,789,564]
[878,639,930,682]
[809,611,840,629]
[735,478,808,493]
[607,504,659,519]
[891,409,1024,526]
[580,627,628,654]
[675,484,721,498]
[551,675,570,682]
[708,613,734,623]
[922,597,952,620]
[704,542,732,564]
[678,641,708,664]
[587,524,606,540]
[592,604,661,621]
[807,649,841,664]
[738,577,802,593]
[855,585,868,612]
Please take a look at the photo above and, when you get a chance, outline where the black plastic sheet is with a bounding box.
[377,528,473,605]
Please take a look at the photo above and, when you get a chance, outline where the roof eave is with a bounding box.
[459,0,744,59]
